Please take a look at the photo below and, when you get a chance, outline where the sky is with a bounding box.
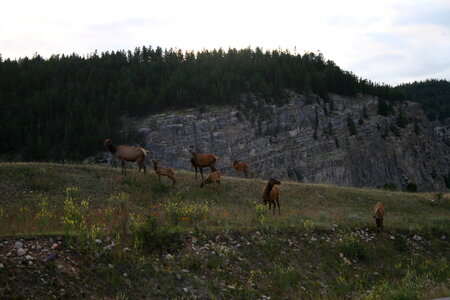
[1,0,449,86]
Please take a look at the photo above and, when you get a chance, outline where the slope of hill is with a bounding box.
[0,163,449,298]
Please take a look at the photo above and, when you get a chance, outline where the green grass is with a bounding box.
[0,162,449,299]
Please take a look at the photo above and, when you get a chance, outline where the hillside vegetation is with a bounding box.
[0,47,414,162]
[0,163,449,299]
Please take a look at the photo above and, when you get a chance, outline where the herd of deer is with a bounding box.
[104,139,385,232]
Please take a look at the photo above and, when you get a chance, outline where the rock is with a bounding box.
[165,254,174,261]
[28,261,33,266]
[95,239,102,244]
[14,241,23,249]
[122,247,132,254]
[25,255,34,261]
[123,273,128,277]
[0,263,4,268]
[17,248,26,256]
[108,264,113,269]
[413,235,422,241]
[57,265,64,270]
[182,288,189,293]
[127,94,449,191]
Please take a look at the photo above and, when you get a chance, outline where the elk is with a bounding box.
[190,150,218,180]
[200,170,222,192]
[104,139,148,175]
[152,160,176,187]
[232,160,249,178]
[373,202,385,233]
[262,178,281,215]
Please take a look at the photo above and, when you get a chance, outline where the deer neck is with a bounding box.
[107,144,117,154]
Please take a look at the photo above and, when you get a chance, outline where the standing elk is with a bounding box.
[104,139,148,175]
[232,160,249,178]
[152,159,176,187]
[190,150,217,180]
[262,178,281,215]
[373,202,385,232]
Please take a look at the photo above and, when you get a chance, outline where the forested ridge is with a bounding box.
[0,47,448,161]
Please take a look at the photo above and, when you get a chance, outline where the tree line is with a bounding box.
[0,47,447,161]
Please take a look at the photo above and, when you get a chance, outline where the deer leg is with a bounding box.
[277,199,281,215]
[217,181,222,192]
[244,170,248,178]
[200,168,204,181]
[122,160,126,175]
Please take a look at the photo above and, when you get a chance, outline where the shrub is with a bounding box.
[163,200,210,225]
[133,216,179,254]
[339,235,372,261]
[405,182,418,193]
[383,182,397,191]
[255,203,266,225]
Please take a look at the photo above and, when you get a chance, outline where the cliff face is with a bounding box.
[127,92,450,191]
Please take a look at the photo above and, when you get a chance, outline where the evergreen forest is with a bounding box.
[0,47,448,161]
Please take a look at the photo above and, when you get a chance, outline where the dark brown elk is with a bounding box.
[262,178,281,215]
[152,160,176,187]
[104,139,148,175]
[200,170,222,192]
[190,150,217,180]
[232,160,249,178]
[373,202,385,232]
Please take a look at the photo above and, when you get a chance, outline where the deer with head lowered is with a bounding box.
[104,139,148,175]
[152,159,176,187]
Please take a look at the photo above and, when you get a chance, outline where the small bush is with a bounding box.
[383,182,397,191]
[273,265,302,293]
[255,203,266,225]
[133,216,179,254]
[405,182,418,193]
[339,235,372,261]
[393,234,409,252]
[163,200,210,225]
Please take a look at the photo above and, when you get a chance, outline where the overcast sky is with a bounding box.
[1,0,449,85]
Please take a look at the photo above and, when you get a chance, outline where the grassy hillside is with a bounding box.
[0,162,449,299]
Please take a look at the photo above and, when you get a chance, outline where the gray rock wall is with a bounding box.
[112,91,450,191]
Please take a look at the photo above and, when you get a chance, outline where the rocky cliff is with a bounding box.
[112,91,450,191]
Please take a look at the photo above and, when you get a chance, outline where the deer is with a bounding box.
[189,149,218,180]
[262,178,281,215]
[151,159,176,187]
[232,160,249,178]
[373,202,385,233]
[104,139,148,175]
[200,170,222,192]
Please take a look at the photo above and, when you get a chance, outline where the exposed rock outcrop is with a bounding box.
[115,92,450,191]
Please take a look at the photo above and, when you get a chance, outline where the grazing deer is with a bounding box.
[104,139,148,175]
[200,170,222,192]
[152,160,176,187]
[262,178,281,215]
